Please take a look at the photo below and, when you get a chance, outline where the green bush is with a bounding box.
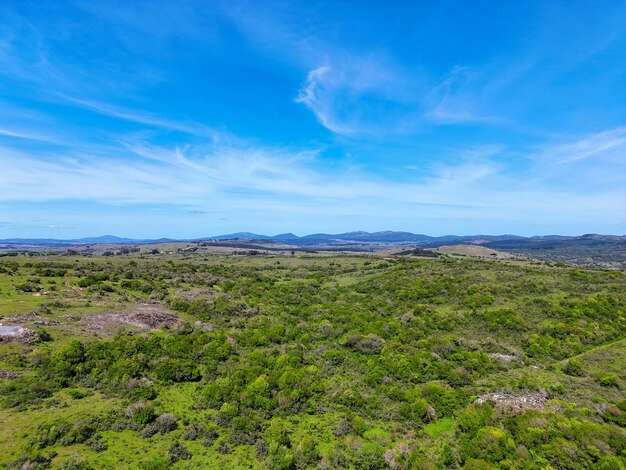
[152,359,201,384]
[563,359,584,376]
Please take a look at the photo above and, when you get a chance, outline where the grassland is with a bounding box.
[0,251,624,469]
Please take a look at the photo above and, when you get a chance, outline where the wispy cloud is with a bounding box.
[60,97,224,141]
[521,127,626,190]
[294,58,424,135]
[545,127,626,165]
[1,128,623,233]
[425,67,504,125]
[295,65,336,131]
[220,2,426,136]
[0,127,56,143]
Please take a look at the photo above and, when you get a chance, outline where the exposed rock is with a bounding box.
[400,312,415,324]
[2,312,61,329]
[384,443,410,469]
[0,369,22,379]
[426,404,438,421]
[0,325,38,345]
[488,353,521,363]
[83,303,179,334]
[475,392,547,414]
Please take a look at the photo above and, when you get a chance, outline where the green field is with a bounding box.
[0,252,624,469]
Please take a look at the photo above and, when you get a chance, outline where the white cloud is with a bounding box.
[546,127,626,165]
[61,97,224,141]
[425,67,503,124]
[0,128,55,142]
[295,65,335,129]
[295,57,422,135]
[522,127,626,193]
[0,128,623,233]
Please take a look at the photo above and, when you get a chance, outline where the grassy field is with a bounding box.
[0,251,624,468]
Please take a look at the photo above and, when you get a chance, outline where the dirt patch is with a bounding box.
[84,302,179,334]
[475,392,547,414]
[2,312,60,327]
[0,370,22,379]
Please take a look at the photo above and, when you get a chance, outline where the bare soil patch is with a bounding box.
[0,370,22,379]
[2,312,60,327]
[83,302,179,334]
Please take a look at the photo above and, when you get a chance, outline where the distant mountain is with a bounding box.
[73,236,176,244]
[73,235,137,244]
[347,231,433,242]
[300,233,338,240]
[207,232,271,240]
[482,236,626,250]
[1,232,624,249]
[0,238,74,246]
[529,235,572,241]
[0,236,174,247]
[271,233,300,240]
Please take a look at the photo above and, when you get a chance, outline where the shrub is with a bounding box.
[126,402,156,425]
[67,388,90,400]
[59,418,97,446]
[421,383,459,417]
[183,421,206,440]
[155,413,178,433]
[152,359,201,384]
[293,436,319,468]
[87,434,108,452]
[598,375,619,387]
[167,442,191,464]
[354,442,386,469]
[356,334,385,354]
[36,328,53,342]
[399,398,429,424]
[267,441,293,470]
[1,377,53,407]
[141,413,178,438]
[16,280,42,292]
[141,424,159,438]
[483,309,523,331]
[562,359,584,377]
[464,426,515,463]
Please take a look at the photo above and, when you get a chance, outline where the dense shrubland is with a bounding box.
[0,254,624,468]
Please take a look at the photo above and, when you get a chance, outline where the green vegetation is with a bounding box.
[0,252,624,468]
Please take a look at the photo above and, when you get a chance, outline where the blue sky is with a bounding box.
[1,0,625,238]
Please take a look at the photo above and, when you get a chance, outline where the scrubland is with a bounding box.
[0,252,624,469]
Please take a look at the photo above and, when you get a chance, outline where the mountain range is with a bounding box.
[0,232,624,248]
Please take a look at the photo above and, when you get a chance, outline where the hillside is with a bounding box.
[0,251,624,468]
[2,233,624,270]
[430,245,520,260]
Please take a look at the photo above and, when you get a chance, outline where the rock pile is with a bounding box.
[475,392,547,414]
